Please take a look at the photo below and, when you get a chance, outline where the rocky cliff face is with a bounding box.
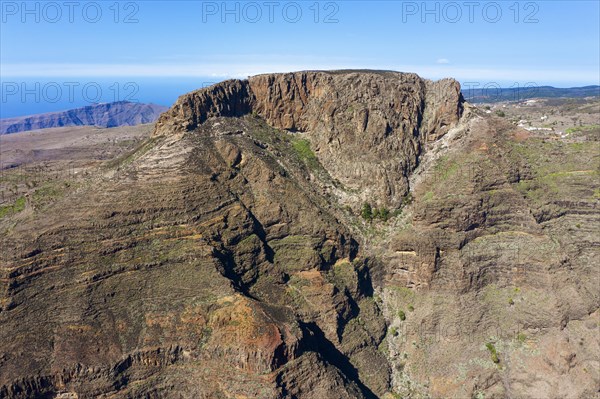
[155,71,463,206]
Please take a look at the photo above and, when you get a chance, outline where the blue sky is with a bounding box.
[1,1,599,116]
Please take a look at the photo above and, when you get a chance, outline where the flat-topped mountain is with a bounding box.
[0,101,168,134]
[156,70,464,206]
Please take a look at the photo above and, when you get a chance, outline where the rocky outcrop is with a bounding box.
[155,70,464,207]
[154,80,253,134]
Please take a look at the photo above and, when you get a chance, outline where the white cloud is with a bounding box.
[436,58,450,64]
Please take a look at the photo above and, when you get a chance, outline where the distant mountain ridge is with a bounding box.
[0,101,168,134]
[462,85,600,103]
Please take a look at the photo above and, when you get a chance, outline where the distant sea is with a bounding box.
[0,77,226,118]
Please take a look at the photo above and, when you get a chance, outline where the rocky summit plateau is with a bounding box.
[0,70,598,399]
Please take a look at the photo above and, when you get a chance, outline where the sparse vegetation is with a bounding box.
[372,207,380,219]
[361,202,390,222]
[565,124,600,134]
[485,342,500,364]
[361,202,373,221]
[398,310,406,321]
[0,196,26,219]
[378,207,390,221]
[291,138,320,170]
[108,136,159,169]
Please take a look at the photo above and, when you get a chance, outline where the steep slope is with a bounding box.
[0,101,168,134]
[0,115,390,398]
[378,113,599,398]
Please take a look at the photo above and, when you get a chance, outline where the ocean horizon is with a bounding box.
[0,77,225,119]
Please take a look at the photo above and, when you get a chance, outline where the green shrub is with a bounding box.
[361,202,373,221]
[485,342,500,363]
[408,305,414,312]
[378,207,390,221]
[398,310,406,321]
[495,110,506,117]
